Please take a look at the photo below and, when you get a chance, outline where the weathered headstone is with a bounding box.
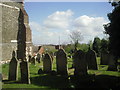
[8,51,18,81]
[20,61,30,84]
[74,50,88,76]
[43,53,52,73]
[31,56,36,65]
[100,52,109,65]
[86,50,98,70]
[107,54,117,71]
[49,52,54,61]
[28,55,32,62]
[0,73,2,81]
[36,53,41,63]
[117,62,120,72]
[38,68,43,74]
[56,49,68,75]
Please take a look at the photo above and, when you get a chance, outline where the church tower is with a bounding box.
[1,0,33,61]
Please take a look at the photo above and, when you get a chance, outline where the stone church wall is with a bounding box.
[1,1,32,60]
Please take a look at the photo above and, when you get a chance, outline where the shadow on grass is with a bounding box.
[70,75,120,89]
[30,74,70,89]
[31,74,120,89]
[2,80,22,84]
[2,74,120,89]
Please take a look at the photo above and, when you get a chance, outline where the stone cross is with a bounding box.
[56,49,68,75]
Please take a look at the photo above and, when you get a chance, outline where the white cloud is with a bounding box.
[74,15,94,27]
[29,21,62,44]
[43,9,74,29]
[30,10,108,45]
[29,21,42,32]
[73,15,108,43]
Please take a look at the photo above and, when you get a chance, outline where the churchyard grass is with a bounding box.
[2,57,120,88]
[2,64,9,80]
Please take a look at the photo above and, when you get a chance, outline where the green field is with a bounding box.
[2,57,120,89]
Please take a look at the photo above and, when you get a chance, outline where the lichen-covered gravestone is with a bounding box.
[86,49,98,70]
[8,51,18,81]
[74,50,87,76]
[56,49,68,75]
[20,60,30,84]
[43,53,52,73]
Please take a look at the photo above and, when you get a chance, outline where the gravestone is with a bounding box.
[0,73,2,81]
[43,53,52,73]
[8,51,18,81]
[38,68,43,74]
[28,55,32,62]
[117,62,120,72]
[20,61,30,84]
[74,50,88,76]
[56,49,68,75]
[49,52,54,62]
[107,54,117,71]
[36,53,41,63]
[31,56,36,65]
[100,52,109,65]
[86,50,98,70]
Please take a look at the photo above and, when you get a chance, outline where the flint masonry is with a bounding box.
[0,0,33,61]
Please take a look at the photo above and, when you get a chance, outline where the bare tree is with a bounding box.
[69,30,83,51]
[70,30,83,43]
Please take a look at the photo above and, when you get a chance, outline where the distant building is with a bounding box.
[32,45,58,55]
[55,45,59,49]
[1,1,33,60]
[32,45,44,55]
[38,46,44,55]
[55,45,62,49]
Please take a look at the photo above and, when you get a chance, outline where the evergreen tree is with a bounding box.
[100,38,109,53]
[92,37,101,56]
[103,1,120,71]
[104,1,120,58]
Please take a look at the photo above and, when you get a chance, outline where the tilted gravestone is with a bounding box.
[20,60,30,84]
[100,52,109,65]
[74,50,88,76]
[43,53,52,73]
[56,49,68,75]
[8,51,18,81]
[86,49,98,70]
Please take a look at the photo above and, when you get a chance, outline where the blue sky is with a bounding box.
[24,2,113,45]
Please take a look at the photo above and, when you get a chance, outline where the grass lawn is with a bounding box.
[2,57,120,89]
